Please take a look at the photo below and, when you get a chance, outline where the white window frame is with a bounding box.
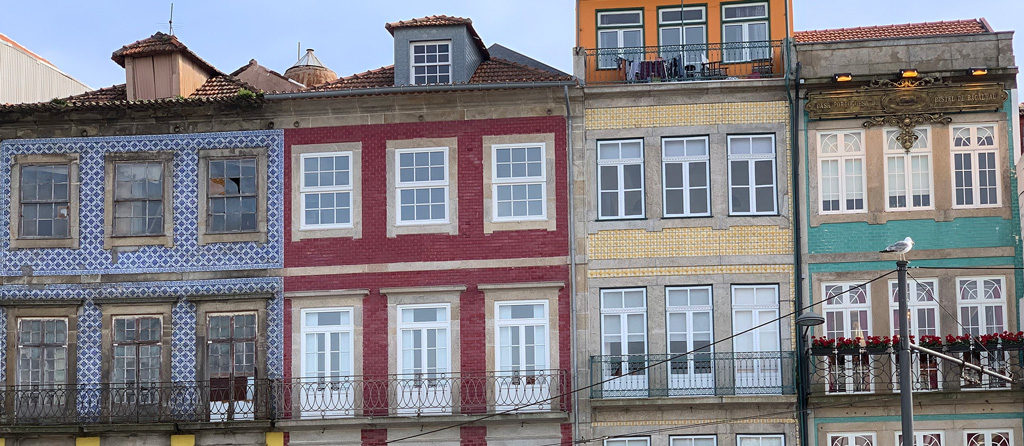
[737,434,785,446]
[822,282,871,340]
[884,127,933,211]
[888,278,940,337]
[17,317,69,386]
[817,131,866,214]
[827,433,875,446]
[395,147,450,225]
[300,307,355,379]
[665,286,715,355]
[410,40,452,85]
[605,438,650,446]
[491,143,547,222]
[396,303,452,376]
[731,284,780,352]
[662,136,711,217]
[658,6,708,61]
[597,139,645,220]
[964,430,1013,446]
[670,436,717,446]
[950,125,1000,209]
[495,300,550,373]
[956,276,1007,336]
[111,315,163,384]
[721,2,769,63]
[600,288,648,357]
[596,10,644,70]
[299,152,353,230]
[728,134,777,215]
[896,431,944,446]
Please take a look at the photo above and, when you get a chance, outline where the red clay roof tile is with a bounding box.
[307,57,571,93]
[111,32,222,75]
[385,15,488,58]
[795,19,989,43]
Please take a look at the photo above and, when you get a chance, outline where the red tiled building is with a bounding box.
[276,16,579,445]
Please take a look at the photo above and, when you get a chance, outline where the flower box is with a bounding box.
[810,346,834,356]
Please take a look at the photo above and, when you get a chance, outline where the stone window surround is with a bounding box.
[103,151,175,249]
[584,124,790,233]
[196,147,269,245]
[382,285,464,376]
[806,116,1011,227]
[9,153,81,250]
[3,304,80,386]
[883,126,934,212]
[194,299,268,381]
[482,133,558,234]
[286,289,367,381]
[385,138,459,238]
[949,124,1001,210]
[100,303,173,385]
[809,269,1018,340]
[816,130,867,215]
[585,274,795,356]
[481,282,564,375]
[290,142,363,241]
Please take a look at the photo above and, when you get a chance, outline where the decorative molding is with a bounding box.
[862,113,952,151]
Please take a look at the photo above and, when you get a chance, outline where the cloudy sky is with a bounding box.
[2,1,1021,89]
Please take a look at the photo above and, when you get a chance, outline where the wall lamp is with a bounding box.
[833,73,853,82]
[900,68,919,78]
[969,67,988,76]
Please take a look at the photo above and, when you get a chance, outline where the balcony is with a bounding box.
[809,348,1023,395]
[589,352,795,399]
[0,370,569,428]
[579,41,785,85]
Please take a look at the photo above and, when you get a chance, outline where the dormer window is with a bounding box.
[411,41,451,85]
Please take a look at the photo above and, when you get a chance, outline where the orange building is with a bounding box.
[576,0,793,83]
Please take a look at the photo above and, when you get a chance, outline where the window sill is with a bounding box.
[199,231,267,245]
[10,237,78,250]
[596,216,647,222]
[105,234,173,249]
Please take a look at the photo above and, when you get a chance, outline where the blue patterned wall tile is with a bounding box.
[172,297,198,383]
[0,307,5,384]
[0,130,284,276]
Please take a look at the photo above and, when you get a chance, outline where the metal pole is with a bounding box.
[897,260,915,444]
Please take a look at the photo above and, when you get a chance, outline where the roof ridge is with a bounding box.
[795,18,983,35]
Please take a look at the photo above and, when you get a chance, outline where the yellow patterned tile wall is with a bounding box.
[585,101,788,130]
[588,226,792,260]
[587,263,791,278]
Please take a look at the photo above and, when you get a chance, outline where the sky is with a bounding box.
[1,1,1022,90]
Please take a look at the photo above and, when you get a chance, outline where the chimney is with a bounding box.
[111,32,221,101]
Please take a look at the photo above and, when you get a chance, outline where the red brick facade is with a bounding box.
[283,115,571,444]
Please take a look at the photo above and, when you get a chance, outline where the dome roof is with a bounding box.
[284,49,337,87]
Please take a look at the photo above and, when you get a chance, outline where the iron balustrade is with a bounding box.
[589,351,795,399]
[0,370,569,426]
[580,41,784,85]
[808,347,1023,395]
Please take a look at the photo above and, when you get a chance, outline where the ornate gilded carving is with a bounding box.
[862,113,953,151]
[805,82,1007,120]
[863,77,946,89]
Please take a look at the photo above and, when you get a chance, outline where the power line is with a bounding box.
[536,394,897,446]
[906,272,996,357]
[385,269,897,444]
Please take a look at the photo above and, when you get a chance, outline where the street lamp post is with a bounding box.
[796,310,824,446]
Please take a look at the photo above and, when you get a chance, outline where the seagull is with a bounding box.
[880,237,915,261]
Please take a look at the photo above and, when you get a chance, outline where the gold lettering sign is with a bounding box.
[805,82,1007,120]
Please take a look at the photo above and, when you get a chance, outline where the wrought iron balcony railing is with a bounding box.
[579,41,785,85]
[0,370,569,426]
[808,348,1023,395]
[589,351,795,399]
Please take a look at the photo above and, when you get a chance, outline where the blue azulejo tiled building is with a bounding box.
[0,130,285,426]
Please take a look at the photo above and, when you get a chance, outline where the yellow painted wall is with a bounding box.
[170,434,196,446]
[75,438,100,446]
[577,0,792,49]
[266,432,285,446]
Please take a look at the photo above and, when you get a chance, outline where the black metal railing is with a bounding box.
[589,351,795,399]
[580,41,784,84]
[809,348,1023,395]
[0,370,569,426]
